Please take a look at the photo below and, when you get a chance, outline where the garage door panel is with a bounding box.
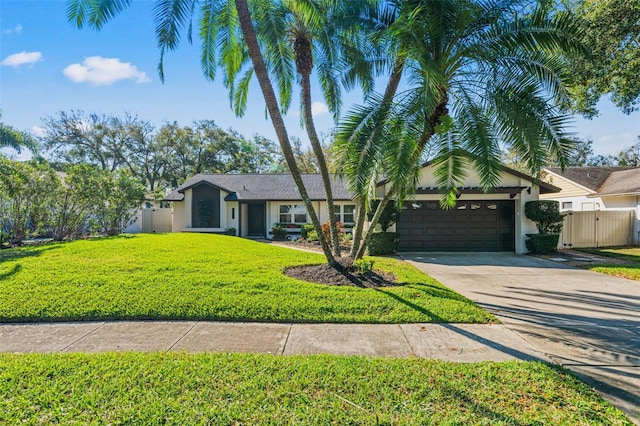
[397,200,514,252]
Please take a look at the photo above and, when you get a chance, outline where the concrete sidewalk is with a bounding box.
[0,321,550,362]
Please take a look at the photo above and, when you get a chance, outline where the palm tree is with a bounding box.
[66,0,381,266]
[335,0,585,259]
[0,114,38,155]
[67,0,338,265]
[224,0,384,257]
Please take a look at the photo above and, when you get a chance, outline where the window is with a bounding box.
[334,204,356,224]
[279,204,307,224]
[561,202,573,210]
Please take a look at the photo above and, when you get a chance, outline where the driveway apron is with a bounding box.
[403,252,640,423]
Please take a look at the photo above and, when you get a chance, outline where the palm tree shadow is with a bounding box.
[373,287,447,322]
[0,263,21,279]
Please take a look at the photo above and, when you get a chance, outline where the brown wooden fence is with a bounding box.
[558,210,635,248]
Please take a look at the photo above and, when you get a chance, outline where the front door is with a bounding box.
[247,203,265,237]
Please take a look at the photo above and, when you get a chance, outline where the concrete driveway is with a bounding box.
[402,252,640,423]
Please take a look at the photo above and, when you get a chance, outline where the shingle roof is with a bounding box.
[163,174,354,202]
[545,167,640,195]
[597,168,640,195]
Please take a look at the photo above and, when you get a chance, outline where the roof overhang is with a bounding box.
[587,191,640,198]
[178,180,233,194]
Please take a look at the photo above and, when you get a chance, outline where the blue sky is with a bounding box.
[1,0,638,160]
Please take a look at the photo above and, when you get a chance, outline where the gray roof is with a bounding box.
[163,174,354,202]
[546,167,640,195]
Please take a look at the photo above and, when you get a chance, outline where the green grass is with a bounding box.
[577,247,640,281]
[0,233,494,323]
[0,352,630,425]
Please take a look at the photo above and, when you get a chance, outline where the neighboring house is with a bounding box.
[541,167,640,212]
[541,167,640,246]
[163,163,559,253]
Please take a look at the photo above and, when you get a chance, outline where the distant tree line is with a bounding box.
[503,136,640,170]
[0,158,146,246]
[38,110,291,195]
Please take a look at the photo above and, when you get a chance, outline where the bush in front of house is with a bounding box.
[271,223,288,241]
[524,200,565,254]
[366,231,400,255]
[225,227,236,236]
[300,223,315,240]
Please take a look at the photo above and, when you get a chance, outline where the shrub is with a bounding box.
[354,258,374,274]
[300,223,315,240]
[367,200,401,232]
[342,232,353,245]
[525,234,560,254]
[271,223,288,241]
[307,230,319,242]
[366,232,400,256]
[525,201,564,234]
[524,200,564,254]
[321,221,344,248]
[225,227,236,236]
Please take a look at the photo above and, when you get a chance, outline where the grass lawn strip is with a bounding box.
[577,247,640,281]
[0,353,631,425]
[0,233,495,323]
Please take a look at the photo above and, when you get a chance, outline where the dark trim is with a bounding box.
[415,186,528,198]
[178,180,233,194]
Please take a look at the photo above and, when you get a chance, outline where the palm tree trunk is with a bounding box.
[300,72,341,257]
[234,0,337,266]
[349,197,367,257]
[350,58,405,257]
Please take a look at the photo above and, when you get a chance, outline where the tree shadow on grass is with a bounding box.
[0,263,21,279]
[373,288,447,322]
[0,244,61,263]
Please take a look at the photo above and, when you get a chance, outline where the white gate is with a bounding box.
[559,210,634,248]
[140,208,172,233]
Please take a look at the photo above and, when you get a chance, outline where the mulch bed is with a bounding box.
[284,258,397,288]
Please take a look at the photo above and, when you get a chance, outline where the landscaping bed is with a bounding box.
[0,233,494,323]
[0,352,630,425]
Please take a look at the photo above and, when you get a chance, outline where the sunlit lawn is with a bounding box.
[0,233,494,323]
[577,247,640,281]
[0,352,631,425]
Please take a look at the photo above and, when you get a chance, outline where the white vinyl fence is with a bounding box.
[558,210,634,249]
[126,208,172,234]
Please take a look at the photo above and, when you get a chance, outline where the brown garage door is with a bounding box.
[396,200,515,251]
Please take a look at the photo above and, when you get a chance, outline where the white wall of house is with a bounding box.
[226,201,239,235]
[172,201,185,232]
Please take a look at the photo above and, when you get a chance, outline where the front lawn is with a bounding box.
[577,247,640,281]
[0,352,630,425]
[0,233,494,323]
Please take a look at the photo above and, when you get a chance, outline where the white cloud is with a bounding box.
[31,125,46,138]
[3,24,23,35]
[311,101,329,117]
[1,51,42,68]
[63,56,150,86]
